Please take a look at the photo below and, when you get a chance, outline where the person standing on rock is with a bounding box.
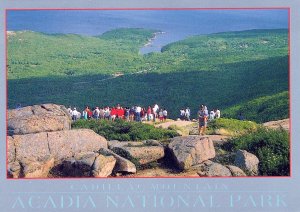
[93,107,100,120]
[238,112,245,121]
[152,105,157,122]
[104,107,110,120]
[215,108,221,119]
[99,107,105,119]
[110,107,117,121]
[163,108,168,121]
[147,106,152,121]
[135,105,142,122]
[159,109,164,122]
[185,107,191,121]
[129,106,135,122]
[125,107,130,121]
[72,107,79,121]
[87,107,93,119]
[180,109,185,120]
[209,110,215,121]
[82,108,88,120]
[198,105,208,135]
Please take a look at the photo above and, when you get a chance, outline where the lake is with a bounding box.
[7,9,288,54]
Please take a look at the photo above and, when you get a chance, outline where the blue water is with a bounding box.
[7,10,288,54]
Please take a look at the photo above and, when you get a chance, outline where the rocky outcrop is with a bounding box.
[168,136,215,170]
[196,160,232,177]
[263,119,289,131]
[8,104,71,136]
[8,129,108,178]
[48,129,107,161]
[108,140,164,165]
[99,148,136,174]
[234,150,259,176]
[9,129,107,162]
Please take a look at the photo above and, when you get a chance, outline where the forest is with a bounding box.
[7,28,289,122]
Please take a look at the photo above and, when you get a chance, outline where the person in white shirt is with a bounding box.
[135,106,142,122]
[93,107,100,119]
[71,108,79,121]
[180,109,185,120]
[185,107,190,121]
[215,109,221,118]
[152,105,158,122]
[163,109,168,121]
[209,110,215,121]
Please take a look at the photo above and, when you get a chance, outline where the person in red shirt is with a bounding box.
[111,107,117,121]
[147,106,152,121]
[87,108,93,119]
[118,107,125,119]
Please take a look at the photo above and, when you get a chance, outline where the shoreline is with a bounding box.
[143,31,166,47]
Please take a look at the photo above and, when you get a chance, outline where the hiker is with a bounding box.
[129,106,135,121]
[116,105,124,119]
[209,110,215,121]
[135,105,142,122]
[198,105,208,136]
[125,107,130,121]
[72,107,79,121]
[110,107,117,121]
[82,107,88,120]
[185,107,191,121]
[215,108,221,119]
[180,109,185,120]
[93,107,100,119]
[104,107,110,120]
[84,106,92,119]
[99,107,105,119]
[159,109,164,122]
[152,105,157,122]
[163,108,168,121]
[238,112,245,121]
[147,106,152,121]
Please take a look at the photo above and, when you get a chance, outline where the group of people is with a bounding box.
[197,105,221,135]
[67,104,168,123]
[68,103,221,136]
[179,107,191,121]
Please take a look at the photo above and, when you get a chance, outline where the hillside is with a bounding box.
[7,28,157,79]
[7,28,289,122]
[223,91,289,123]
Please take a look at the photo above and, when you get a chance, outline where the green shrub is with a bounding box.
[72,119,179,141]
[223,91,289,123]
[222,127,289,176]
[208,118,258,136]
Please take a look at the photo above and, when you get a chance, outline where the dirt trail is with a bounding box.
[155,120,195,129]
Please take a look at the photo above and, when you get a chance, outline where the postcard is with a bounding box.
[1,0,300,211]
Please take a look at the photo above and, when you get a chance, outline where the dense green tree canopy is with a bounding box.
[7,28,288,122]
